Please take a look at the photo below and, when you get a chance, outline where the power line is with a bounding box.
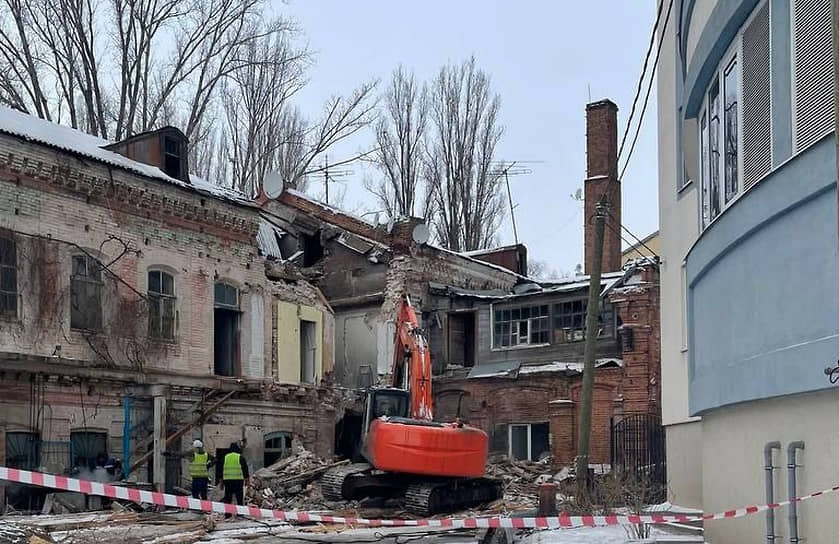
[619,0,675,182]
[617,0,668,163]
[606,210,660,260]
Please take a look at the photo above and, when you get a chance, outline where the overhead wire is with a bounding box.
[618,0,675,182]
[617,0,668,163]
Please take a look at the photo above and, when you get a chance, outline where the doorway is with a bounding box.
[448,312,476,367]
[300,319,317,383]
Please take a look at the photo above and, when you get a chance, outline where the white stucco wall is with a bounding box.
[657,0,703,507]
[685,0,718,69]
[701,389,839,544]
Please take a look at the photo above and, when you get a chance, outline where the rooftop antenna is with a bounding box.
[587,84,592,102]
[489,160,543,245]
[320,154,354,205]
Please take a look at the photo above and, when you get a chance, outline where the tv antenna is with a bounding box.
[319,154,354,205]
[489,160,542,244]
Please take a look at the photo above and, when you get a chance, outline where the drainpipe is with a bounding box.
[787,441,805,544]
[764,441,780,544]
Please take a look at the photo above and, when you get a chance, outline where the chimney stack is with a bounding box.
[584,100,621,274]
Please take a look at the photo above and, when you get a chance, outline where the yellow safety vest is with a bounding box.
[222,452,244,481]
[189,452,209,478]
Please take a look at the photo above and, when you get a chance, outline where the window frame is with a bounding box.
[70,253,104,331]
[507,422,550,462]
[491,304,550,349]
[0,234,18,317]
[148,269,177,341]
[697,40,743,231]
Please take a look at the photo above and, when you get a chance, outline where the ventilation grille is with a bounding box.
[741,2,771,190]
[794,0,835,151]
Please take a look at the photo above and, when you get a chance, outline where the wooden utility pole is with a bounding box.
[575,198,608,496]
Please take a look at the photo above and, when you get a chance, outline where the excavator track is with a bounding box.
[404,478,503,516]
[320,463,372,501]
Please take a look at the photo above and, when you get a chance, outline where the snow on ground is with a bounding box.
[518,525,669,543]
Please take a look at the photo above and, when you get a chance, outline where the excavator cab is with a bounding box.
[362,388,410,434]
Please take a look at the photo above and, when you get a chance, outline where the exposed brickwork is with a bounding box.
[433,264,660,467]
[584,100,622,274]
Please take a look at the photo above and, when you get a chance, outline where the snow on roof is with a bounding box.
[0,106,252,205]
[466,358,622,379]
[518,358,623,375]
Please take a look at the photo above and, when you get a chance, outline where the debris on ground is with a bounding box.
[246,448,350,510]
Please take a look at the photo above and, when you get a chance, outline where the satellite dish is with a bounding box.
[412,223,430,245]
[264,171,284,199]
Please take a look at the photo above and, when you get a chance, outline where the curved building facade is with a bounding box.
[658,0,838,541]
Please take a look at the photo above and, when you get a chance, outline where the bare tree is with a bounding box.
[366,66,431,220]
[425,57,505,252]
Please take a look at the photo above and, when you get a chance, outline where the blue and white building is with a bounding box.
[657,0,838,541]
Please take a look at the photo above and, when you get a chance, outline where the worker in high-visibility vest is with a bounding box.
[220,441,249,507]
[188,440,213,500]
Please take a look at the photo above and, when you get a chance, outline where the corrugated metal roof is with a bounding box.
[257,218,285,259]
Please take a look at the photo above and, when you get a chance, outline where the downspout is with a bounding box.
[787,441,805,544]
[764,441,780,544]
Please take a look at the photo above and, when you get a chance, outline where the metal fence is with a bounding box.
[610,413,667,503]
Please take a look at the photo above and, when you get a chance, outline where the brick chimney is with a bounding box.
[584,100,621,274]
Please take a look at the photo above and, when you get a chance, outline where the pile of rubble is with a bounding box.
[484,456,570,510]
[245,448,349,510]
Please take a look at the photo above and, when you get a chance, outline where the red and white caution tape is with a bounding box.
[1,467,837,529]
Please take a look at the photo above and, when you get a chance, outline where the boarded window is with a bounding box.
[70,254,103,330]
[148,270,176,340]
[0,235,17,316]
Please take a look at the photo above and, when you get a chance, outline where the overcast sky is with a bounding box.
[284,1,659,275]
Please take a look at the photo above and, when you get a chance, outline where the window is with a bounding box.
[553,299,615,343]
[264,432,293,467]
[707,79,723,222]
[723,59,740,204]
[0,235,17,316]
[70,430,107,470]
[148,270,176,340]
[214,282,239,376]
[71,254,103,330]
[508,423,550,461]
[493,304,550,347]
[163,136,182,179]
[6,432,38,469]
[700,112,710,228]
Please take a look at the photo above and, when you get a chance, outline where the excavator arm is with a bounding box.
[390,296,433,421]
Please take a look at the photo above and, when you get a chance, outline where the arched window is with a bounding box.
[263,432,293,466]
[70,254,103,330]
[148,270,176,339]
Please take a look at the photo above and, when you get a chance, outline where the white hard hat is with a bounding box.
[193,440,203,448]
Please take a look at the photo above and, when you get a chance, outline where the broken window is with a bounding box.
[214,282,240,376]
[300,319,317,383]
[148,270,176,340]
[448,312,476,367]
[71,254,103,331]
[553,299,614,343]
[0,234,17,316]
[492,304,550,348]
[301,232,324,267]
[508,422,550,461]
[163,136,183,179]
[264,432,293,467]
[6,432,39,469]
[70,430,107,470]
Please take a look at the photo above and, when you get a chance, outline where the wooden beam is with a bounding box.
[130,391,236,474]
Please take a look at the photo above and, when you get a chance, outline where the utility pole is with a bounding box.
[324,155,330,205]
[575,197,608,497]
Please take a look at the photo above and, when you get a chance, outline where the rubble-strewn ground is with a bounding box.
[1,450,702,543]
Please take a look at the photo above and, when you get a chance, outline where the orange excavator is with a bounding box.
[322,296,502,515]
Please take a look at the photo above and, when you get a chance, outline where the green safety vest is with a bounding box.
[222,452,244,481]
[189,452,209,478]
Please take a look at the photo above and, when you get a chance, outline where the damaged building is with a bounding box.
[0,107,348,511]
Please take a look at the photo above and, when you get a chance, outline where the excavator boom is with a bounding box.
[391,296,433,421]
